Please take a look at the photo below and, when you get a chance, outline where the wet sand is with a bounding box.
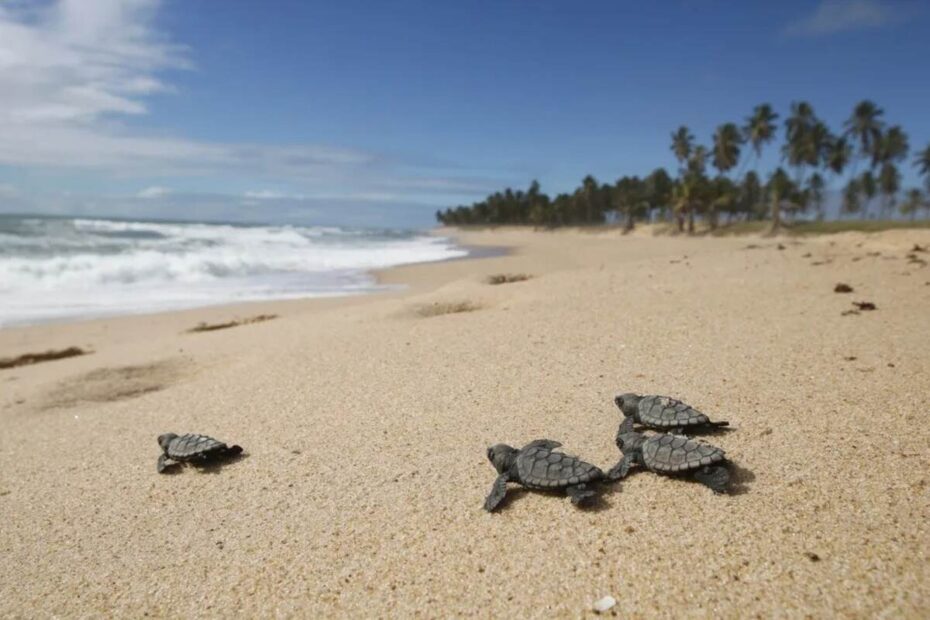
[1,227,929,617]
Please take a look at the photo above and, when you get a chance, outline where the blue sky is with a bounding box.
[0,0,928,226]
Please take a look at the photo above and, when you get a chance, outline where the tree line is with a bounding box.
[436,100,930,231]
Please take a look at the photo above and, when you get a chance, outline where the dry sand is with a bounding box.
[1,227,929,618]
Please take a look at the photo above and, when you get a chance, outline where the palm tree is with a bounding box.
[870,126,909,216]
[740,171,764,220]
[767,167,793,232]
[842,179,862,218]
[873,125,909,167]
[709,176,738,227]
[712,122,743,178]
[914,143,930,192]
[613,176,647,231]
[644,168,673,221]
[743,104,779,170]
[785,101,815,144]
[577,175,601,223]
[673,175,703,233]
[671,126,694,172]
[824,135,852,177]
[844,100,885,174]
[688,145,708,176]
[900,188,923,221]
[782,102,820,180]
[877,163,901,217]
[807,173,826,221]
[859,171,877,217]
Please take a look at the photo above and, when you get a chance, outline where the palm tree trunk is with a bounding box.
[687,205,695,234]
[770,194,782,233]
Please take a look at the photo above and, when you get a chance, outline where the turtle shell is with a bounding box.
[637,395,710,429]
[515,446,603,489]
[641,434,725,473]
[165,434,230,461]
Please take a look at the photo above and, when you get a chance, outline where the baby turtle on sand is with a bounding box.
[157,433,243,473]
[608,418,730,493]
[484,440,611,511]
[615,393,729,433]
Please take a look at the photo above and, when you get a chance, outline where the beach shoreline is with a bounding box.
[1,226,929,617]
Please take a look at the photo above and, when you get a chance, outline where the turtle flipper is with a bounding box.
[694,465,730,493]
[521,439,562,450]
[483,473,510,512]
[157,454,177,474]
[566,483,596,506]
[607,454,634,481]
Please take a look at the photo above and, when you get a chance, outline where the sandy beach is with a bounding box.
[1,227,929,618]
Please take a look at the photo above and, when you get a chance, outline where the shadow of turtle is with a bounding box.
[159,449,247,475]
[488,484,615,513]
[603,461,752,496]
[725,462,755,496]
[195,449,247,474]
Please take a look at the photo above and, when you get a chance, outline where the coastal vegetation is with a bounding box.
[436,101,930,232]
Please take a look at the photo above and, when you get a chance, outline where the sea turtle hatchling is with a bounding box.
[157,433,243,473]
[483,439,612,512]
[615,393,729,433]
[608,418,730,493]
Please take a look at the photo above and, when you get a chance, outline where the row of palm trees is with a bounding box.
[436,100,930,231]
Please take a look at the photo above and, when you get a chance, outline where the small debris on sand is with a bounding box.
[0,347,88,370]
[810,260,832,266]
[187,314,277,333]
[912,244,927,253]
[843,356,857,361]
[486,273,532,285]
[744,244,760,250]
[593,595,617,613]
[777,244,786,250]
[805,552,821,562]
[853,301,877,311]
[416,301,481,318]
[834,283,853,293]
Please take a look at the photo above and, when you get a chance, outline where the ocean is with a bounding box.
[0,215,467,327]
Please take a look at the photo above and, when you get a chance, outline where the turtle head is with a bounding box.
[486,444,518,474]
[157,433,178,450]
[614,393,642,418]
[616,417,645,454]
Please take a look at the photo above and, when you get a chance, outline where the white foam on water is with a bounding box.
[0,217,466,326]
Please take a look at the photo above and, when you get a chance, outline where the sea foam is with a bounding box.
[0,217,466,326]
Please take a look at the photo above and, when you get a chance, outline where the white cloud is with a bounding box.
[136,185,171,198]
[243,190,303,200]
[785,0,904,36]
[0,1,384,178]
[0,0,186,125]
[0,0,511,212]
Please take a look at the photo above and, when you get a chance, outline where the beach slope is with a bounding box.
[1,227,929,617]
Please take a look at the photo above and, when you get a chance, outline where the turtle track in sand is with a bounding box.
[40,358,191,409]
